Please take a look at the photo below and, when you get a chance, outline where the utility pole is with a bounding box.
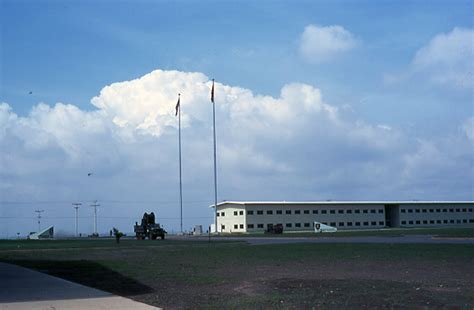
[72,203,81,237]
[90,200,100,236]
[34,210,44,232]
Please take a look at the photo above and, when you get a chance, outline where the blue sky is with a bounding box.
[0,0,473,236]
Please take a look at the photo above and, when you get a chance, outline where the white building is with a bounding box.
[212,201,474,233]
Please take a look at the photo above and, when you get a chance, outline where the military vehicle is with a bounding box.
[264,223,284,234]
[134,212,167,240]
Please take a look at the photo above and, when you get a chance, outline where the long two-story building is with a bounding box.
[212,201,474,233]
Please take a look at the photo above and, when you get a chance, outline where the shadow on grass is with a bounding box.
[3,259,154,297]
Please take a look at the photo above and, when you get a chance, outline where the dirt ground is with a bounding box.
[131,258,474,309]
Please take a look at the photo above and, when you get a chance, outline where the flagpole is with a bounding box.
[211,79,218,234]
[177,94,183,234]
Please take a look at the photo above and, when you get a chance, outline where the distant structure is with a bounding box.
[212,201,474,233]
[28,226,54,239]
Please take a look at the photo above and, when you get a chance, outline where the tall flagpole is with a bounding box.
[211,79,218,233]
[176,94,183,234]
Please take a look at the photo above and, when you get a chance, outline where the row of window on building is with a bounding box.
[217,208,384,217]
[401,219,474,225]
[401,208,473,214]
[226,221,386,230]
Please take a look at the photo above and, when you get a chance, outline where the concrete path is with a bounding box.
[0,262,159,310]
[175,234,474,245]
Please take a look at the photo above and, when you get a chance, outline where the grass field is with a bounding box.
[1,238,474,309]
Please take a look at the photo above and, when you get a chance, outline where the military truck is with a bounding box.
[134,212,166,240]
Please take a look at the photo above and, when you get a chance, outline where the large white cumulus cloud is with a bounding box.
[0,69,473,236]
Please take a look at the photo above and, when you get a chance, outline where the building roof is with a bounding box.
[210,200,474,208]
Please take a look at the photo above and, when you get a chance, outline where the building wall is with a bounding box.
[215,202,474,233]
[398,203,474,227]
[216,205,246,233]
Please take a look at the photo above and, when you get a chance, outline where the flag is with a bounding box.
[211,79,215,103]
[175,94,180,116]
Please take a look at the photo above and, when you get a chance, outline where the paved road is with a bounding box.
[0,262,159,310]
[172,235,474,245]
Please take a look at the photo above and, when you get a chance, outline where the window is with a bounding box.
[469,209,473,212]
[401,221,406,225]
[409,221,413,224]
[221,225,225,230]
[408,209,413,213]
[371,221,376,226]
[429,209,434,213]
[286,210,291,215]
[234,211,238,216]
[239,211,244,215]
[257,224,264,228]
[339,222,344,227]
[347,222,353,226]
[370,210,376,214]
[322,222,328,225]
[463,219,467,223]
[416,220,420,224]
[304,223,310,227]
[295,210,301,214]
[338,210,344,214]
[449,209,454,213]
[304,210,309,214]
[401,209,406,213]
[378,209,383,213]
[216,213,220,217]
[422,209,427,213]
[312,210,318,214]
[221,212,225,216]
[422,220,427,224]
[247,210,254,215]
[355,222,361,226]
[346,210,352,214]
[240,224,244,229]
[415,209,420,213]
[330,210,335,214]
[456,209,460,212]
[276,210,282,215]
[470,219,474,223]
[267,210,273,215]
[456,220,461,224]
[443,220,448,224]
[234,224,238,229]
[295,223,301,228]
[248,224,254,229]
[462,208,467,212]
[330,222,336,226]
[363,210,368,214]
[436,220,441,224]
[322,210,327,214]
[379,221,384,226]
[257,210,263,215]
[449,220,454,223]
[436,209,440,213]
[286,223,292,228]
[443,209,447,212]
[363,222,369,226]
[355,210,360,214]
[429,220,434,224]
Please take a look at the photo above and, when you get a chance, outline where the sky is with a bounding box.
[0,0,473,237]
